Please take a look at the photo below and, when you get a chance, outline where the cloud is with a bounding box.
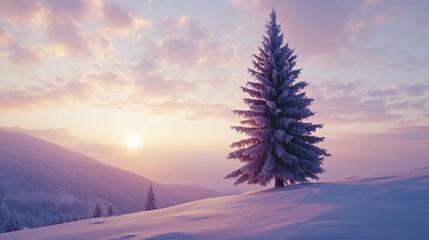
[308,79,429,124]
[81,29,116,61]
[0,0,44,25]
[133,73,194,97]
[151,16,231,68]
[0,0,150,60]
[0,0,91,58]
[367,83,429,97]
[103,3,141,30]
[155,36,230,67]
[46,14,91,58]
[158,37,198,66]
[0,75,96,111]
[0,67,233,120]
[157,16,191,34]
[233,0,359,59]
[145,99,233,120]
[101,2,151,36]
[233,0,428,69]
[0,27,12,48]
[321,125,429,181]
[8,44,45,65]
[344,20,367,42]
[157,16,208,41]
[46,0,88,21]
[364,0,385,6]
[0,88,49,111]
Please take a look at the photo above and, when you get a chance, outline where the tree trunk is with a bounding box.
[275,178,285,188]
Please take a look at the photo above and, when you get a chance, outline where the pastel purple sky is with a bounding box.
[1,0,428,191]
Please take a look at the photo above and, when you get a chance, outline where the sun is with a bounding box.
[124,133,141,150]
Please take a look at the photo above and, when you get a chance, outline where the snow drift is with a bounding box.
[1,167,428,239]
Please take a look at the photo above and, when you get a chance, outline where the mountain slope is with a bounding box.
[1,167,428,239]
[0,129,229,229]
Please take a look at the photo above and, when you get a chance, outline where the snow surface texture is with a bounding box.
[1,167,428,240]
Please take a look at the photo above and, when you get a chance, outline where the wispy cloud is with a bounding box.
[308,79,429,124]
[8,44,45,65]
[322,125,429,181]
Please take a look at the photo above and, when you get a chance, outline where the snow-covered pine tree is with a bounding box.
[92,203,102,218]
[0,203,9,233]
[3,211,22,232]
[226,9,330,188]
[144,185,158,210]
[107,205,114,216]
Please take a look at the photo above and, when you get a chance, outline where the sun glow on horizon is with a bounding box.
[124,133,141,150]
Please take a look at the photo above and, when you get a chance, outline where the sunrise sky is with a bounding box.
[1,0,428,191]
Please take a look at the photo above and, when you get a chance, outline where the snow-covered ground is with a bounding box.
[1,167,428,240]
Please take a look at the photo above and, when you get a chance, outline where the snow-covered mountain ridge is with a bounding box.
[2,166,428,240]
[0,129,229,230]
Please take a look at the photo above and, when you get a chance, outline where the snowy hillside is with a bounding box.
[1,167,428,240]
[0,129,230,229]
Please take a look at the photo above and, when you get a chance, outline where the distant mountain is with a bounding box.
[0,129,231,230]
[1,167,428,239]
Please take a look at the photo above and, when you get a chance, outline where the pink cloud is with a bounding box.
[0,88,50,111]
[364,0,385,6]
[83,71,129,89]
[131,69,194,98]
[158,37,198,65]
[0,75,96,112]
[146,99,233,120]
[81,29,115,61]
[233,0,423,68]
[157,16,191,34]
[322,126,429,181]
[46,16,91,58]
[0,0,149,60]
[234,0,357,59]
[0,0,42,24]
[156,37,231,68]
[103,3,134,29]
[0,27,12,48]
[151,16,231,67]
[100,2,150,36]
[46,0,87,21]
[8,44,45,65]
[157,16,208,41]
[0,67,232,120]
[374,12,400,23]
[308,79,429,124]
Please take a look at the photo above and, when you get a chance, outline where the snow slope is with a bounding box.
[1,167,428,240]
[0,129,229,220]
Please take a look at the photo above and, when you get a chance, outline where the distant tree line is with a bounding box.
[0,199,121,233]
[0,185,159,233]
[0,200,89,233]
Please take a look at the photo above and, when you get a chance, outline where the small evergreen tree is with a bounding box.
[107,205,114,216]
[226,9,330,188]
[145,185,158,210]
[92,203,102,218]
